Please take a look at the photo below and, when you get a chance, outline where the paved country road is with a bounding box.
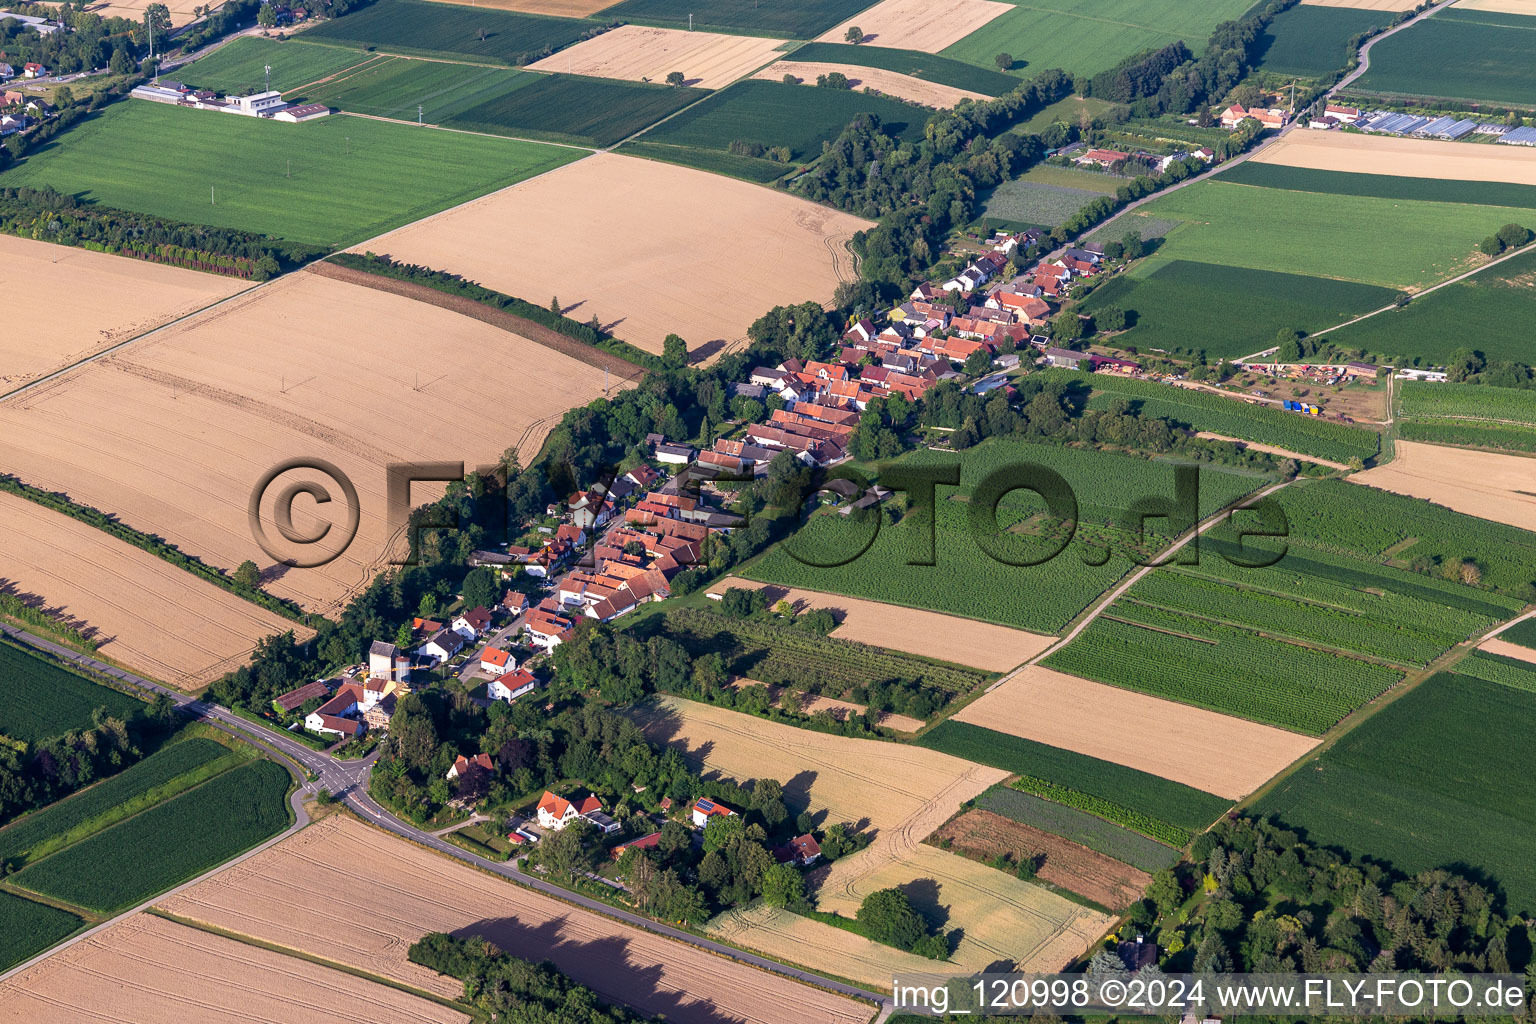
[0,623,888,1009]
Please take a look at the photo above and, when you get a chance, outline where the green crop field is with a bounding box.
[979,179,1103,230]
[745,438,1269,633]
[1018,95,1123,135]
[975,787,1179,873]
[1079,257,1399,359]
[1499,619,1536,650]
[1139,180,1535,290]
[919,722,1232,826]
[445,73,705,147]
[1256,672,1536,914]
[782,43,1020,95]
[1401,381,1536,426]
[0,890,81,971]
[1454,650,1536,695]
[0,738,240,868]
[1398,420,1536,452]
[0,100,582,248]
[180,37,370,95]
[298,57,528,124]
[618,140,793,183]
[1044,369,1381,464]
[1354,8,1536,107]
[0,643,143,745]
[1014,162,1123,194]
[10,759,291,913]
[942,0,1254,78]
[598,0,871,38]
[303,0,591,65]
[1327,250,1536,364]
[1255,4,1392,78]
[634,80,926,170]
[1219,163,1536,211]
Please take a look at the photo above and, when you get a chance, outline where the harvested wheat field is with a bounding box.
[0,913,468,1024]
[1481,636,1536,665]
[0,272,621,616]
[1300,0,1419,10]
[934,809,1151,912]
[418,0,614,12]
[0,492,308,689]
[708,578,1054,672]
[955,665,1317,799]
[729,678,925,733]
[1251,130,1536,185]
[821,842,1112,971]
[156,816,871,1024]
[0,235,246,392]
[817,0,1012,51]
[531,26,786,89]
[89,0,210,25]
[1351,440,1536,532]
[709,904,940,991]
[1195,432,1350,471]
[358,153,870,360]
[1454,0,1536,12]
[756,60,985,107]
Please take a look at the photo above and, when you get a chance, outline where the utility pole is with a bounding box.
[265,64,271,93]
[418,104,424,125]
[688,13,693,30]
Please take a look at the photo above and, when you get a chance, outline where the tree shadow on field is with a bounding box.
[453,916,752,1024]
[688,338,727,364]
[781,769,818,820]
[898,877,949,931]
[0,579,105,645]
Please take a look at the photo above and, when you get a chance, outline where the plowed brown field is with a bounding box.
[0,235,245,392]
[155,816,871,1024]
[356,153,871,361]
[934,809,1151,911]
[0,272,620,616]
[0,491,307,689]
[0,913,469,1023]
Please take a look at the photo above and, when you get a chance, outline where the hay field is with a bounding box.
[934,809,1152,911]
[1350,441,1536,532]
[418,0,613,12]
[954,665,1318,799]
[1301,0,1417,8]
[1251,130,1536,185]
[821,843,1112,971]
[817,0,1012,51]
[1481,636,1536,664]
[359,153,870,359]
[0,492,307,689]
[709,904,941,991]
[0,913,468,1024]
[0,273,619,616]
[531,26,786,89]
[156,817,869,1024]
[756,60,986,107]
[0,235,246,392]
[707,577,1054,672]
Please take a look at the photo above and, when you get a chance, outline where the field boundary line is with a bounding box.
[335,109,598,150]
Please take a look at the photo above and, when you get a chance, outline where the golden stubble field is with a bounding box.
[417,0,614,12]
[0,235,246,392]
[817,0,1012,51]
[0,913,469,1024]
[633,697,1108,972]
[1252,130,1536,185]
[710,903,942,991]
[955,665,1316,799]
[1350,440,1536,533]
[709,578,1055,672]
[90,0,211,25]
[754,61,987,107]
[0,272,622,616]
[356,153,872,360]
[0,491,308,689]
[1300,0,1419,10]
[156,816,872,1024]
[531,26,787,89]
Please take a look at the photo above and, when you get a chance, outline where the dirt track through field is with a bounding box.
[531,26,786,90]
[709,578,1054,671]
[817,0,1012,51]
[357,153,871,361]
[0,235,247,393]
[0,913,469,1024]
[0,272,621,616]
[156,816,871,1024]
[0,491,307,689]
[1350,440,1536,532]
[955,665,1317,799]
[1251,130,1536,185]
[755,61,987,107]
[1195,432,1351,471]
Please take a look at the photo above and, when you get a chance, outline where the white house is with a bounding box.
[417,628,464,664]
[453,607,492,641]
[536,791,604,830]
[305,683,366,737]
[447,752,494,780]
[692,797,737,829]
[525,611,573,651]
[488,668,537,703]
[481,647,514,675]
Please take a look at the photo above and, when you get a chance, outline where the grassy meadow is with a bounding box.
[180,37,371,95]
[782,43,1020,95]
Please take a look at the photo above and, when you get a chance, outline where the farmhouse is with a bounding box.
[692,797,737,829]
[774,833,822,867]
[536,791,609,831]
[1220,104,1286,130]
[488,668,538,703]
[304,682,368,737]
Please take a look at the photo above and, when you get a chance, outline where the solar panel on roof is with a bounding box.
[1443,119,1477,140]
[1419,116,1456,135]
[1500,126,1536,145]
